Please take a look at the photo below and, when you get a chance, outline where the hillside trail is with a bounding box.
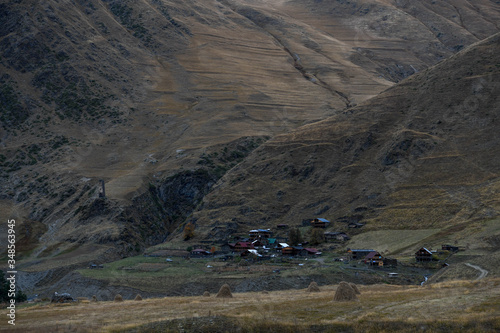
[465,263,488,280]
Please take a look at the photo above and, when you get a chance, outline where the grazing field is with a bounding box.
[345,229,440,256]
[3,278,500,332]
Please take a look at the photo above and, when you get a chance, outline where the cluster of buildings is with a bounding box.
[415,245,460,261]
[346,244,461,267]
[191,227,322,258]
[189,217,367,259]
[189,218,461,266]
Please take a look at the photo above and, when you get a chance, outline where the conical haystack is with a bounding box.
[307,281,320,292]
[203,291,211,297]
[134,294,143,301]
[349,283,361,295]
[114,294,123,302]
[216,284,233,298]
[334,281,358,301]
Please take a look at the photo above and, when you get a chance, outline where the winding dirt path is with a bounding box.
[465,263,488,280]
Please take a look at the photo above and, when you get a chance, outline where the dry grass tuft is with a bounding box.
[134,294,143,301]
[307,281,320,292]
[203,291,211,297]
[114,294,124,302]
[334,281,358,301]
[216,284,233,298]
[349,283,361,295]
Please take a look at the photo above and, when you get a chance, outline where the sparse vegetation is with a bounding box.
[0,81,30,128]
[0,270,27,303]
[288,228,303,246]
[183,222,195,241]
[309,228,324,245]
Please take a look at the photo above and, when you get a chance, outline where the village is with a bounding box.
[135,217,462,283]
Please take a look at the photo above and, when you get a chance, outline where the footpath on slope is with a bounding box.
[465,263,489,280]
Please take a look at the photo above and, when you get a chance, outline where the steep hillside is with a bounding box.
[1,0,500,273]
[191,32,500,245]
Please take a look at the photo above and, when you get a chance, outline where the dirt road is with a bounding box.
[465,263,488,280]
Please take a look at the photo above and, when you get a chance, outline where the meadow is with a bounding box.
[3,278,499,332]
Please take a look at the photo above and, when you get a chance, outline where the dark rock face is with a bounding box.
[156,169,219,224]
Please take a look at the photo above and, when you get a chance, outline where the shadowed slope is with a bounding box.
[191,32,500,240]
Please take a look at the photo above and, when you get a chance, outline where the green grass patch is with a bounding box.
[347,229,440,256]
[78,255,207,281]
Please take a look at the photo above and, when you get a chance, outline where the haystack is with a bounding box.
[307,281,320,292]
[216,284,233,298]
[349,283,361,295]
[203,291,211,297]
[114,294,123,302]
[134,294,143,301]
[333,281,358,301]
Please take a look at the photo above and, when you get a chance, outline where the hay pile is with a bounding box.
[349,283,361,295]
[216,284,233,298]
[134,294,143,301]
[307,281,320,292]
[333,281,358,301]
[203,291,211,297]
[114,294,123,302]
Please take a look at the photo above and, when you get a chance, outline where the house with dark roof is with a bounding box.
[363,251,384,266]
[442,244,459,252]
[383,258,398,267]
[348,249,375,260]
[249,229,272,239]
[191,249,211,257]
[282,246,296,256]
[234,241,254,252]
[303,248,321,256]
[415,247,433,261]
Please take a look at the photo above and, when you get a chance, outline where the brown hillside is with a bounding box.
[191,32,500,242]
[1,0,499,271]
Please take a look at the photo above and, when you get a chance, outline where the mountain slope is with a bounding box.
[1,0,500,271]
[191,32,500,243]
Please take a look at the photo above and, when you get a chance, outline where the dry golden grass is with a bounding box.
[5,278,499,332]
